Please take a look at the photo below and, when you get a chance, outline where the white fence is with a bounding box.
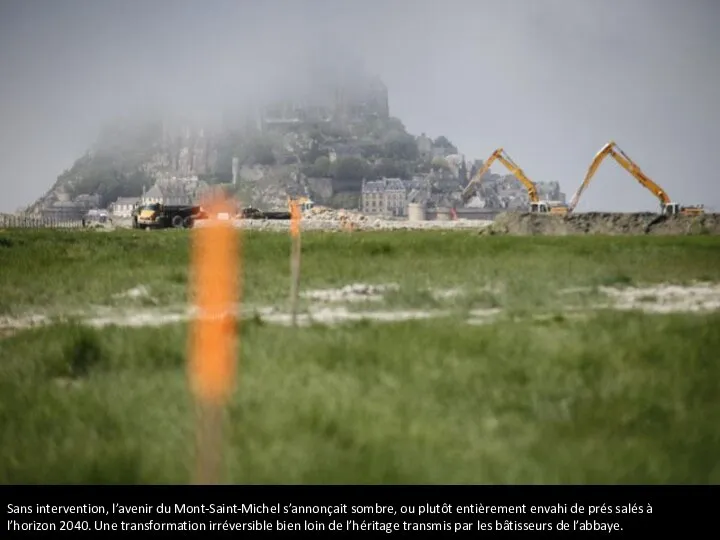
[0,215,85,229]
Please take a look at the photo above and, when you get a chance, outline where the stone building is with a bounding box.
[361,178,407,217]
[111,197,140,218]
[141,182,190,206]
[41,193,101,220]
[141,176,211,206]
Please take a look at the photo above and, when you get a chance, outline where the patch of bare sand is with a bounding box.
[2,282,717,336]
[559,282,720,313]
[466,308,504,325]
[598,282,720,313]
[112,285,152,300]
[0,314,49,334]
[254,306,452,326]
[300,283,399,303]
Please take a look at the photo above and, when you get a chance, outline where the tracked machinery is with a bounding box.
[567,141,704,217]
[236,195,313,220]
[460,148,569,215]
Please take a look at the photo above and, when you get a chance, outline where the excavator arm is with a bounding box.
[495,152,540,203]
[568,141,672,213]
[460,150,500,203]
[461,148,540,204]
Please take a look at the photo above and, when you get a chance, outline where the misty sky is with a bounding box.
[1,0,718,212]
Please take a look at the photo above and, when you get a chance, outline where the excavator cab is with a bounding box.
[663,202,704,217]
[529,202,550,213]
[662,203,681,216]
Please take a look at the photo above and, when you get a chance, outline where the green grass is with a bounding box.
[1,229,719,315]
[1,229,719,484]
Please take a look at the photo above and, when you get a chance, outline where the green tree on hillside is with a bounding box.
[383,117,407,133]
[301,136,325,164]
[332,157,371,191]
[249,137,276,166]
[312,156,332,176]
[434,135,458,154]
[382,132,418,161]
[302,156,332,177]
[67,166,152,207]
[373,158,410,179]
[359,141,384,160]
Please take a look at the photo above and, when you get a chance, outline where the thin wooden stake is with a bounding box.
[194,400,223,485]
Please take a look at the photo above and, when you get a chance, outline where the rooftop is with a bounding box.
[362,178,406,193]
[113,197,139,205]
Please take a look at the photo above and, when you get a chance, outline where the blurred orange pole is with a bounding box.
[289,201,302,327]
[188,193,242,485]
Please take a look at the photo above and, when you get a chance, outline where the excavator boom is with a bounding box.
[495,152,540,203]
[610,145,671,204]
[461,149,501,203]
[568,141,681,214]
[461,148,540,204]
[568,143,614,213]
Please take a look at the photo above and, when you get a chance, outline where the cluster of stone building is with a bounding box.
[359,172,566,218]
[28,63,566,222]
[37,175,211,221]
[109,175,211,218]
[37,192,104,221]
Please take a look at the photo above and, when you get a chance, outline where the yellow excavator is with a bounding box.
[461,148,569,214]
[567,141,704,216]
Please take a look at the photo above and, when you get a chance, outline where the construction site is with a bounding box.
[67,138,713,237]
[1,0,718,494]
[1,135,718,487]
[448,140,712,235]
[279,139,713,234]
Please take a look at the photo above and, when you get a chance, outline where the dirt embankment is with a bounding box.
[480,212,720,236]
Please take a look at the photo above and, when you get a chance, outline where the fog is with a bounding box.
[1,0,718,212]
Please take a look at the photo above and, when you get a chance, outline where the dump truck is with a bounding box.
[461,148,569,214]
[134,203,207,229]
[567,141,705,217]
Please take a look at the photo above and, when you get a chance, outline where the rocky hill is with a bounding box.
[26,78,565,217]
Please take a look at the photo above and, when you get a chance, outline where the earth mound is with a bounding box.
[480,212,720,236]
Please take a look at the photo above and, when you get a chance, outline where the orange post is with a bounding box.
[289,201,302,326]
[188,193,242,484]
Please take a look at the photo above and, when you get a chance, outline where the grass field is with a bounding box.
[1,228,719,484]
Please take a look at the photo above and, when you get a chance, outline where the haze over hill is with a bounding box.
[1,0,718,213]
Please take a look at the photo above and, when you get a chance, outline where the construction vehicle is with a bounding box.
[461,148,569,214]
[239,206,291,220]
[131,204,148,229]
[567,141,705,216]
[135,203,207,229]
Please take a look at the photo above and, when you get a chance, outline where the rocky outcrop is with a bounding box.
[24,71,568,216]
